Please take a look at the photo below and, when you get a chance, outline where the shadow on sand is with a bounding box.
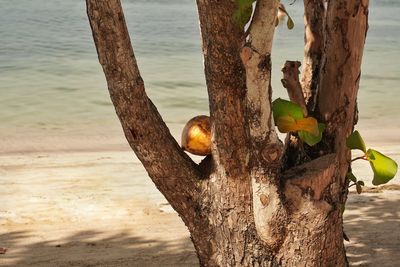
[0,230,198,267]
[344,191,400,266]
[1,192,398,266]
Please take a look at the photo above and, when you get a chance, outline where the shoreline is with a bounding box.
[1,118,400,155]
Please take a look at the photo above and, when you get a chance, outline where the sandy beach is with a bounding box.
[1,0,399,265]
[1,124,399,267]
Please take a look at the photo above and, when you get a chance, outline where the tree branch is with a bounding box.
[301,0,325,111]
[242,0,280,144]
[317,0,369,179]
[86,0,202,215]
[196,0,248,178]
[241,0,286,248]
[281,60,308,116]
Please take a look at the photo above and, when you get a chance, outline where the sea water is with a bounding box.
[0,0,399,140]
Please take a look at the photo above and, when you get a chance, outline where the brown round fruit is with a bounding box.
[181,115,211,156]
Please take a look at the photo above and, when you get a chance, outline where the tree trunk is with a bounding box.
[86,0,369,266]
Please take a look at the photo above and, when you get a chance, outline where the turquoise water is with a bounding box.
[0,0,399,138]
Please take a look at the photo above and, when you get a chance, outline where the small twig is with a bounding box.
[348,183,356,188]
[351,156,367,162]
[281,61,308,116]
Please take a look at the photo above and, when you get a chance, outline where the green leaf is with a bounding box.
[278,3,294,30]
[234,0,255,28]
[346,130,366,152]
[357,181,365,186]
[236,0,255,10]
[272,98,304,122]
[234,7,252,28]
[367,149,398,185]
[298,123,325,146]
[272,98,323,144]
[287,16,294,30]
[277,116,319,136]
[346,172,357,183]
[356,183,363,194]
[275,116,296,133]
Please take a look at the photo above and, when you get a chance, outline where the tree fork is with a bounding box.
[86,0,370,266]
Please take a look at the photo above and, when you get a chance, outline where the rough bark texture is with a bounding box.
[301,0,325,111]
[86,0,369,266]
[241,0,287,251]
[196,0,249,178]
[86,0,212,258]
[195,1,275,264]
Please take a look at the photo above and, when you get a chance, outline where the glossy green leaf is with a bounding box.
[298,123,325,146]
[346,172,357,183]
[367,149,398,185]
[272,98,304,122]
[346,130,366,152]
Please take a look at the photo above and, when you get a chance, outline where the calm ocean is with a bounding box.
[1,0,399,139]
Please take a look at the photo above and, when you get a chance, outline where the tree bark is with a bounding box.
[301,0,325,111]
[86,0,369,266]
[86,0,213,257]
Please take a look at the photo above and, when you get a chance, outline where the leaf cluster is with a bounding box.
[272,98,325,146]
[346,172,365,194]
[346,131,398,187]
